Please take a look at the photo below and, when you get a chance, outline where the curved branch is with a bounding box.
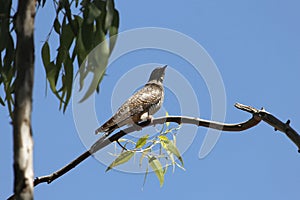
[235,103,300,152]
[32,110,261,189]
[11,102,298,199]
[90,114,261,153]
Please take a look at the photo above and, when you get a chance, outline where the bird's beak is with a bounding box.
[162,65,167,70]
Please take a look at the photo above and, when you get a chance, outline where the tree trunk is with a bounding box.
[13,0,35,199]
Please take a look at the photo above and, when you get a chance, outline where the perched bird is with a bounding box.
[95,65,167,136]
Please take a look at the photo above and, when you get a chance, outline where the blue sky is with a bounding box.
[1,0,300,199]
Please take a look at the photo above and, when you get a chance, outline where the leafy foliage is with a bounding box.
[0,0,119,116]
[0,0,15,118]
[42,0,119,111]
[106,121,184,187]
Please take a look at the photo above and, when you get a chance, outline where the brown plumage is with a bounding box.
[95,65,167,135]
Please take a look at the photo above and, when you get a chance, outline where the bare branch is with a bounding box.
[235,103,300,152]
[32,109,261,188]
[7,102,299,199]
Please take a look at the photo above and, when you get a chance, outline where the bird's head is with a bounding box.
[147,65,167,85]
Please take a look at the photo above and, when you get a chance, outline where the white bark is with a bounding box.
[13,0,35,199]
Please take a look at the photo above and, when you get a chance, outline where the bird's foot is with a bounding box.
[146,115,153,123]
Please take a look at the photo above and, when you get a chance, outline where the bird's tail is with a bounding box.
[95,117,117,134]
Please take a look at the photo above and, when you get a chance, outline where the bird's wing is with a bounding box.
[98,84,163,132]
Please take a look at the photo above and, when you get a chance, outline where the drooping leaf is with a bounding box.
[0,96,5,106]
[81,19,94,51]
[106,151,134,172]
[79,40,108,102]
[54,18,61,34]
[135,134,149,149]
[0,25,8,52]
[159,135,184,167]
[60,22,75,50]
[139,148,150,167]
[148,156,164,187]
[142,166,149,189]
[166,141,184,167]
[44,62,64,101]
[105,0,114,31]
[62,54,73,112]
[108,9,119,53]
[41,42,50,67]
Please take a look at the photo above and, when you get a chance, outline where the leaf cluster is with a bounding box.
[106,119,184,187]
[0,0,119,116]
[0,0,16,117]
[42,0,119,111]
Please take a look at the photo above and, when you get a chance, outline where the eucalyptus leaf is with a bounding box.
[106,151,134,172]
[62,54,73,112]
[54,18,61,34]
[159,135,184,167]
[135,134,149,149]
[0,96,5,106]
[149,156,164,187]
[41,42,50,67]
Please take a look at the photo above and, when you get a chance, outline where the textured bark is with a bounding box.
[13,0,35,199]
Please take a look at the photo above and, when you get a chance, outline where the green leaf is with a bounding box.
[61,23,74,50]
[62,54,73,112]
[54,18,61,34]
[45,62,64,102]
[139,150,148,167]
[135,134,149,149]
[165,141,184,167]
[108,9,119,53]
[158,135,168,149]
[159,135,184,167]
[41,42,50,67]
[81,19,94,51]
[0,96,5,106]
[148,156,164,187]
[142,166,149,189]
[105,0,114,31]
[79,41,108,102]
[87,3,102,24]
[106,151,134,172]
[0,26,7,52]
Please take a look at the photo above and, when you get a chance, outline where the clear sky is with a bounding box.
[1,0,300,199]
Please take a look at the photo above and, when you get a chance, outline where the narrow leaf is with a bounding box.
[54,18,61,34]
[165,141,184,167]
[61,23,74,49]
[148,156,164,187]
[108,9,119,53]
[135,134,149,149]
[159,135,184,167]
[41,42,50,66]
[106,151,134,172]
[62,54,73,112]
[142,166,149,189]
[139,148,150,167]
[0,96,5,106]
